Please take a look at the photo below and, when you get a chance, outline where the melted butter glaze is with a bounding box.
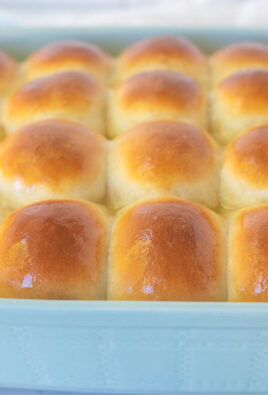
[110,198,225,301]
[231,207,268,301]
[0,200,107,299]
[0,119,104,190]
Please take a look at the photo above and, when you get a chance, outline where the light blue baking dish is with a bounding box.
[0,27,268,393]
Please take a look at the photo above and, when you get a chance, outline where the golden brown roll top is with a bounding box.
[25,40,113,85]
[108,70,207,138]
[0,199,109,299]
[212,69,268,144]
[0,119,106,208]
[211,41,268,86]
[2,70,106,134]
[108,197,226,301]
[221,125,268,209]
[229,206,268,301]
[0,50,18,96]
[109,121,219,210]
[115,35,208,86]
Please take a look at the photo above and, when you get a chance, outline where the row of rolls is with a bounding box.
[0,36,267,301]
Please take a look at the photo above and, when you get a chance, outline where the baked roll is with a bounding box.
[108,121,219,210]
[229,206,268,301]
[0,199,109,299]
[108,197,226,301]
[221,125,268,209]
[0,50,18,96]
[25,40,113,85]
[115,35,208,86]
[212,69,268,144]
[0,119,106,208]
[108,70,206,138]
[211,41,268,86]
[2,70,106,134]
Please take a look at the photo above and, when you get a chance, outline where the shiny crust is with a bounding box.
[0,200,108,299]
[3,70,106,134]
[217,69,268,115]
[109,70,206,137]
[116,35,207,84]
[0,119,106,198]
[211,41,268,85]
[229,206,268,301]
[224,125,268,188]
[108,197,226,301]
[25,40,113,84]
[115,121,215,186]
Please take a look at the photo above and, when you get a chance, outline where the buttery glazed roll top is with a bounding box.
[25,40,113,85]
[229,206,268,301]
[108,70,206,138]
[108,197,226,301]
[221,125,268,209]
[0,119,106,208]
[211,41,268,86]
[108,121,219,210]
[0,200,109,299]
[2,70,106,134]
[115,35,208,86]
[212,69,268,144]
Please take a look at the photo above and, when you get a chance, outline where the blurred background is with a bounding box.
[0,0,267,28]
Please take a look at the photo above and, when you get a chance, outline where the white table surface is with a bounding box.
[0,0,267,394]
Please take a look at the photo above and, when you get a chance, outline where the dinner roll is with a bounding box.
[229,206,268,301]
[109,121,219,210]
[0,119,106,208]
[25,40,113,85]
[0,200,109,299]
[108,70,206,138]
[0,50,18,96]
[115,35,208,86]
[108,197,226,301]
[221,125,268,209]
[2,71,106,134]
[212,69,268,144]
[211,41,268,86]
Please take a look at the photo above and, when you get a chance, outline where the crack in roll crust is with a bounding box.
[229,206,268,301]
[109,121,219,210]
[221,125,268,209]
[115,35,208,86]
[3,70,106,134]
[212,69,268,144]
[0,119,107,208]
[211,41,268,86]
[108,197,226,301]
[109,70,206,138]
[25,40,113,84]
[0,200,109,299]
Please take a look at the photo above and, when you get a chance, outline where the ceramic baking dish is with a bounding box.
[0,26,268,393]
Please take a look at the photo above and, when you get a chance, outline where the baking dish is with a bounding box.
[0,26,268,393]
